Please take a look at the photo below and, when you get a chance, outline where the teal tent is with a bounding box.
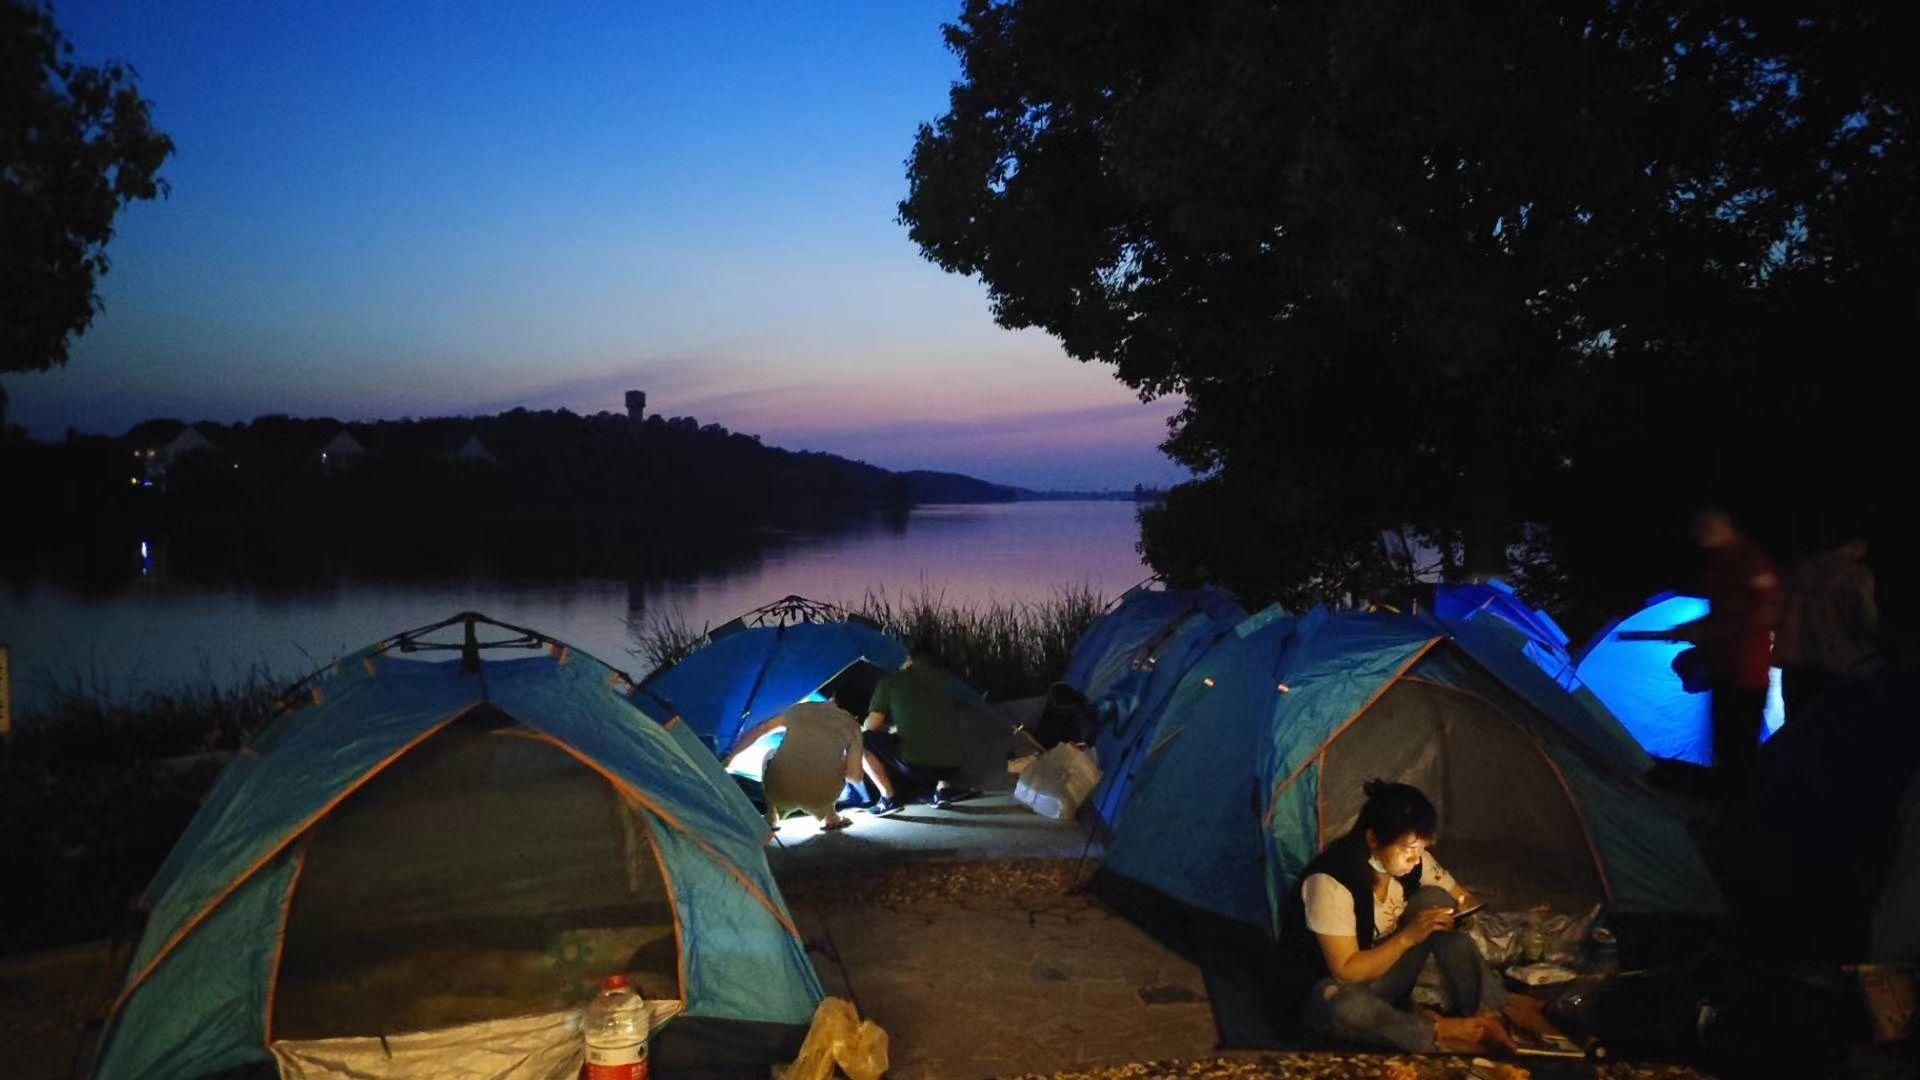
[1063,583,1244,705]
[635,595,906,756]
[1062,584,1249,835]
[1102,607,1721,945]
[96,614,822,1080]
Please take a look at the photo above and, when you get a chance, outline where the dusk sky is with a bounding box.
[8,0,1188,490]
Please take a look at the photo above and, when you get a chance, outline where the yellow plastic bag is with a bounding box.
[776,997,889,1080]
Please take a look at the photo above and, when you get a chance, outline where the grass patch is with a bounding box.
[851,585,1107,702]
[1,672,287,955]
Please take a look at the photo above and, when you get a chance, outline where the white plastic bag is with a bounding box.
[1014,743,1101,820]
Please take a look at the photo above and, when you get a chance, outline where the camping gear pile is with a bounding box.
[93,614,821,1080]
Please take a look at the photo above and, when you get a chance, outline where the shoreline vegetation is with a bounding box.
[0,588,1107,957]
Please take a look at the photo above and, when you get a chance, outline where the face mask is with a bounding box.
[1368,856,1390,875]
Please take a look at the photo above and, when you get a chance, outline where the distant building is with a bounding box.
[125,420,222,489]
[445,434,500,465]
[319,429,368,476]
[625,390,647,432]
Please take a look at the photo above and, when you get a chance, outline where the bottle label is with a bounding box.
[585,1039,648,1080]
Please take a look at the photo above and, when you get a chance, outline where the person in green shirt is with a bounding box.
[863,635,981,809]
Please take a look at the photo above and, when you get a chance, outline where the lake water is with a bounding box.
[0,501,1148,715]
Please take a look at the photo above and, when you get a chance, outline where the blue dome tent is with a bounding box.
[1574,593,1786,765]
[1100,608,1721,953]
[633,595,907,758]
[1433,579,1578,688]
[1060,583,1248,836]
[95,614,822,1080]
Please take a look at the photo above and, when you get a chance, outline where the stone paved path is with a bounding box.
[785,884,1218,1079]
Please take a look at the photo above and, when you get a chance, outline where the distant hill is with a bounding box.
[898,470,1023,503]
[898,471,1158,504]
[7,404,1150,528]
[0,404,1165,585]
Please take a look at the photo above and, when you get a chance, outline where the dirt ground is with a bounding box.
[771,853,1714,1080]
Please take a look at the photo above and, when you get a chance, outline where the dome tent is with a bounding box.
[1433,578,1578,688]
[1062,582,1245,706]
[95,614,822,1080]
[633,595,907,758]
[1060,583,1249,836]
[1574,592,1787,765]
[1100,607,1721,950]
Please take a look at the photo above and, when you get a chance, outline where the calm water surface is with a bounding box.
[0,501,1147,713]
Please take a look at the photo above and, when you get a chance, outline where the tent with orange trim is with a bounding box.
[92,614,822,1080]
[1098,605,1722,947]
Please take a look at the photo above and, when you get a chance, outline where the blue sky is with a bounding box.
[7,0,1186,490]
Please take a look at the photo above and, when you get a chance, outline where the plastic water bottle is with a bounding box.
[583,974,648,1080]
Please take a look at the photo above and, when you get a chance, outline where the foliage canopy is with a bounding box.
[901,0,1915,626]
[2,0,174,375]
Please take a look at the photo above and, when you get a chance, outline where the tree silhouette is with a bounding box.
[2,0,174,375]
[901,1,1916,623]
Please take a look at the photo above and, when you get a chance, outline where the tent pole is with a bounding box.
[461,617,481,674]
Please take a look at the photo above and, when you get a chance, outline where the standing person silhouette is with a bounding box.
[1670,508,1780,796]
[1776,532,1879,722]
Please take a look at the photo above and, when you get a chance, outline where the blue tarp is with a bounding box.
[1574,593,1786,765]
[637,618,906,754]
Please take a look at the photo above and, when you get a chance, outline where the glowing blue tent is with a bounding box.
[1101,608,1722,944]
[1061,584,1248,835]
[96,615,822,1080]
[1574,593,1786,766]
[634,596,906,756]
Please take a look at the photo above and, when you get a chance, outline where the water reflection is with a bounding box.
[0,501,1148,714]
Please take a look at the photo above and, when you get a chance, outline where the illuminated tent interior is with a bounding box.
[633,595,907,764]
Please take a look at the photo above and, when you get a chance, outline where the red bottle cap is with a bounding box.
[601,974,631,991]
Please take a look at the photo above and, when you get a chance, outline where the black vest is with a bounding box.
[1296,832,1425,954]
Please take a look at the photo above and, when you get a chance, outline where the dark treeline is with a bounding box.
[0,406,1022,587]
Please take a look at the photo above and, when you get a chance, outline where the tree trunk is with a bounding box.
[1465,482,1510,583]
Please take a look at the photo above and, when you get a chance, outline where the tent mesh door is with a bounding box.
[1320,680,1606,911]
[272,710,678,1039]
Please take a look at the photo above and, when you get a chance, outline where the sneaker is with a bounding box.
[932,786,980,808]
[871,796,904,817]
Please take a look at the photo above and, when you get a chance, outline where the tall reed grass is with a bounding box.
[850,585,1107,702]
[1,670,288,955]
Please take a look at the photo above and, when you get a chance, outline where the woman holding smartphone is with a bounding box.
[1298,779,1514,1053]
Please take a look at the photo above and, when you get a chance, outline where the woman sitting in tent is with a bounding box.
[1299,780,1515,1054]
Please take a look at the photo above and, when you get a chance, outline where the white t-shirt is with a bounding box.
[1301,855,1460,939]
